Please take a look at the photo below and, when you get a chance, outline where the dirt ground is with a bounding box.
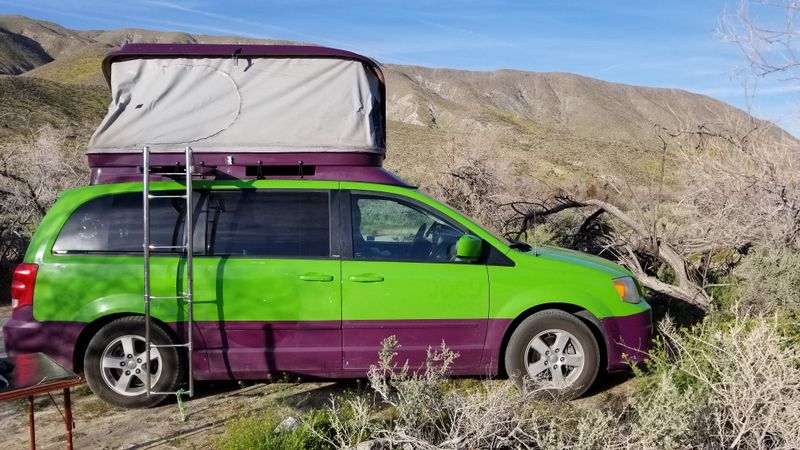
[0,306,635,449]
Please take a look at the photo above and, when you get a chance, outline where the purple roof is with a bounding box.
[101,43,384,86]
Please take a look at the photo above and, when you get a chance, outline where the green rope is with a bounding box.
[175,388,187,422]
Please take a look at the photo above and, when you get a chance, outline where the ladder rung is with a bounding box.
[148,194,187,199]
[151,343,191,348]
[147,295,190,300]
[148,245,188,250]
[149,172,202,176]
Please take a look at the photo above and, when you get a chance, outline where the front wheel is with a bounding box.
[505,309,600,399]
[84,316,183,408]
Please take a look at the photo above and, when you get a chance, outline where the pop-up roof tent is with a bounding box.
[88,43,407,186]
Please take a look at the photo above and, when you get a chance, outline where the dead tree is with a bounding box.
[504,196,713,311]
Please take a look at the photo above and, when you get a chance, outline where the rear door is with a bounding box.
[340,190,490,374]
[192,187,342,379]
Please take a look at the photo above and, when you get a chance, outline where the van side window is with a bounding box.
[206,190,330,258]
[351,195,464,262]
[53,192,196,253]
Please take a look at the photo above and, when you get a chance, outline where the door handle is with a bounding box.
[298,273,334,282]
[348,274,384,283]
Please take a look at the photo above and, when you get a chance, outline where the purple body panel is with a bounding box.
[341,319,489,376]
[87,152,412,187]
[483,318,514,372]
[600,310,652,370]
[2,306,83,370]
[195,320,342,380]
[4,310,651,378]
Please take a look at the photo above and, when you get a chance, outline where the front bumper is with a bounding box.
[600,309,652,371]
[2,306,85,371]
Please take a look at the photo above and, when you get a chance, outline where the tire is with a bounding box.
[504,309,600,399]
[84,316,183,408]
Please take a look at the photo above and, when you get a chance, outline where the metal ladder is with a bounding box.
[142,146,195,398]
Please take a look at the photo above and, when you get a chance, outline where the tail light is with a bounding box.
[11,263,38,310]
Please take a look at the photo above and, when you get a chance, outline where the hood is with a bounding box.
[526,245,633,278]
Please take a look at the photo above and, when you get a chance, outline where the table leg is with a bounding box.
[63,388,74,450]
[28,396,35,450]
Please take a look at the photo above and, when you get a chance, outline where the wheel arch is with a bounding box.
[496,303,608,377]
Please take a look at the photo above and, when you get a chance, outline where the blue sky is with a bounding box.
[2,0,798,135]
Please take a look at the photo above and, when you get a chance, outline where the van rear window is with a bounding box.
[52,192,195,254]
[52,190,330,257]
[206,191,330,258]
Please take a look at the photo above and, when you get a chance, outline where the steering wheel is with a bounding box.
[413,223,427,243]
[428,222,443,245]
[426,223,451,260]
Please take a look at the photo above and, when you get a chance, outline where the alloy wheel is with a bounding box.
[100,334,163,396]
[524,328,585,388]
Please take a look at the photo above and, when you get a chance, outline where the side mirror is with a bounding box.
[456,235,482,262]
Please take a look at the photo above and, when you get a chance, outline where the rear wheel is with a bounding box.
[505,309,600,399]
[84,316,182,408]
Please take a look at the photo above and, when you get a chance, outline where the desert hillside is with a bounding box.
[0,14,789,188]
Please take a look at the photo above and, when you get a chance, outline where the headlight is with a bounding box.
[612,277,640,304]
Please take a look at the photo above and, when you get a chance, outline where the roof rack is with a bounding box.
[87,151,411,187]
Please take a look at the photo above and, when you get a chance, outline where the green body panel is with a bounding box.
[341,260,489,320]
[34,254,187,322]
[487,252,649,320]
[27,179,649,325]
[192,257,340,322]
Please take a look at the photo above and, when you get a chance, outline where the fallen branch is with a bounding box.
[506,197,712,311]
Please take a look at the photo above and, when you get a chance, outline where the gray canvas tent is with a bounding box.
[87,44,404,185]
[88,44,386,155]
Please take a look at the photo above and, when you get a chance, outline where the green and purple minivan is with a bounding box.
[3,44,651,407]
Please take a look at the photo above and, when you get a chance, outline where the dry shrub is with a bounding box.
[427,131,518,232]
[643,314,800,449]
[366,337,551,449]
[627,369,706,449]
[675,124,800,252]
[733,246,800,313]
[0,126,86,302]
[304,395,375,450]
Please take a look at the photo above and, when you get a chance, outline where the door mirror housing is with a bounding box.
[456,235,482,262]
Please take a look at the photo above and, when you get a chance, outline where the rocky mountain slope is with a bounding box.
[0,14,789,189]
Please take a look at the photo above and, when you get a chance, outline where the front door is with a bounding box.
[192,187,342,379]
[341,191,490,374]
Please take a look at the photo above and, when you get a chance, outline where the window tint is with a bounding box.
[53,192,197,253]
[352,195,464,262]
[207,190,330,257]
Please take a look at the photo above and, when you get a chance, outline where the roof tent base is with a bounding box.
[87,152,410,187]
